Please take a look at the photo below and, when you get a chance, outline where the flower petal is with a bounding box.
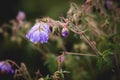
[39,31,48,44]
[30,30,41,44]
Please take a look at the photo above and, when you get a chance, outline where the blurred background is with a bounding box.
[0,0,120,80]
[0,0,84,25]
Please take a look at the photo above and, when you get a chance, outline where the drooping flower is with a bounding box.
[61,27,68,37]
[26,22,50,44]
[0,61,14,74]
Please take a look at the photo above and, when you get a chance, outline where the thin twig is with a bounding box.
[5,59,20,69]
[64,52,96,57]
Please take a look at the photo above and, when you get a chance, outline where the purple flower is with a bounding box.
[16,11,26,21]
[26,22,50,44]
[0,61,14,74]
[105,0,111,9]
[61,27,68,37]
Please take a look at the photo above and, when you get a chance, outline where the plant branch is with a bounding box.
[64,51,96,57]
[70,28,101,56]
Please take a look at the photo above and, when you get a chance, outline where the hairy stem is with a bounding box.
[70,28,101,56]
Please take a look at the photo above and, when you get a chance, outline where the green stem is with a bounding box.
[82,32,101,56]
[70,28,101,56]
[64,52,96,57]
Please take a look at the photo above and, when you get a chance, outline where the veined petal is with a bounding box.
[39,31,48,44]
[29,30,41,44]
[43,23,50,33]
[28,23,40,34]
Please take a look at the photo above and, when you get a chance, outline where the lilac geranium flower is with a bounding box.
[26,22,50,44]
[0,61,14,74]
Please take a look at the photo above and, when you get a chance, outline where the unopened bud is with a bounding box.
[16,11,26,22]
[61,27,69,37]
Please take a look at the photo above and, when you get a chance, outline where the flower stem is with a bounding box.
[5,59,20,69]
[64,52,96,57]
[70,28,101,56]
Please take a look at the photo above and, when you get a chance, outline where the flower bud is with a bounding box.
[61,27,68,37]
[0,61,14,74]
[16,11,26,22]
